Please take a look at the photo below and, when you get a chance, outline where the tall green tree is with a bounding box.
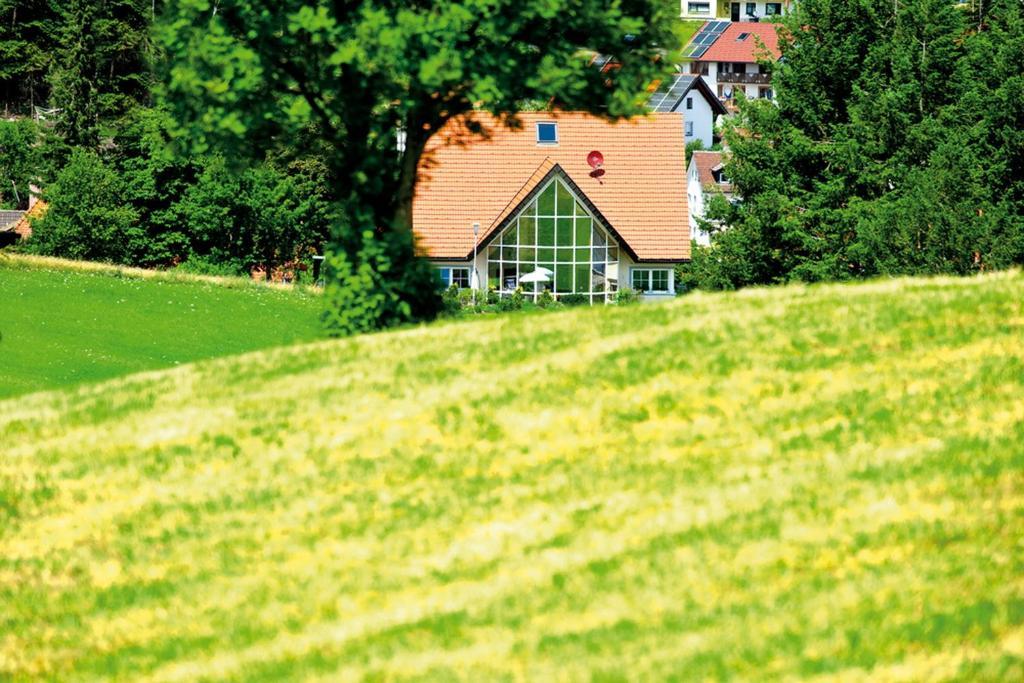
[0,0,59,115]
[0,118,40,208]
[48,0,157,146]
[159,0,679,335]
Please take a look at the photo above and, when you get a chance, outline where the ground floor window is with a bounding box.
[631,268,671,294]
[687,2,711,14]
[437,267,470,288]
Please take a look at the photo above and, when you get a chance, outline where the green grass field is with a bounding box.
[2,272,1024,681]
[0,255,323,399]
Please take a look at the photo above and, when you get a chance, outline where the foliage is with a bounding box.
[537,289,557,308]
[684,0,1024,290]
[0,0,60,115]
[1,0,156,122]
[441,283,461,316]
[320,228,443,336]
[684,138,705,167]
[0,254,323,398]
[25,105,335,271]
[0,118,40,208]
[2,272,1023,678]
[27,148,141,261]
[613,287,639,305]
[174,253,246,278]
[159,0,681,335]
[558,293,590,306]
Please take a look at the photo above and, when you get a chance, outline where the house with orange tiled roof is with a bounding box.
[684,21,782,106]
[413,112,689,301]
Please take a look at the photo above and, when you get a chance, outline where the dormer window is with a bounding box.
[737,32,750,41]
[536,122,558,145]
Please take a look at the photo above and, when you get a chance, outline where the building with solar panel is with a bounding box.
[682,21,782,107]
[646,74,728,148]
[680,0,793,22]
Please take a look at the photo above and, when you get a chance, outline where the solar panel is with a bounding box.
[684,20,731,60]
[647,74,695,113]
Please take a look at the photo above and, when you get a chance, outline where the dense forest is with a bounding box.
[2,0,1023,325]
[0,0,337,278]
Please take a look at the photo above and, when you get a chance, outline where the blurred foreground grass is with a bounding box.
[2,272,1023,681]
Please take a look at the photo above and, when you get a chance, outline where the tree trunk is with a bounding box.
[391,114,429,234]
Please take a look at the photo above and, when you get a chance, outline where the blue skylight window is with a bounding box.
[536,122,558,145]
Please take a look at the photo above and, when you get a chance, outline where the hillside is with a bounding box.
[2,273,1023,681]
[0,255,324,399]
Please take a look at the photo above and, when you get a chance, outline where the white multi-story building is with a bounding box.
[681,0,793,21]
[684,21,781,106]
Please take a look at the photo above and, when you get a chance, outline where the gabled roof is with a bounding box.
[0,210,24,232]
[648,74,729,117]
[413,112,690,262]
[690,150,734,193]
[694,21,782,63]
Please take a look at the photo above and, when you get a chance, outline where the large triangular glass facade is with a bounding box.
[486,176,620,302]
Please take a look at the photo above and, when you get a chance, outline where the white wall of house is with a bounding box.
[724,1,788,21]
[698,62,772,100]
[687,160,711,247]
[682,93,715,149]
[680,0,716,19]
[623,257,677,301]
[683,1,789,20]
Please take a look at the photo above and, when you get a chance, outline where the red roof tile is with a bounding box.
[691,151,733,192]
[696,22,781,63]
[413,112,690,262]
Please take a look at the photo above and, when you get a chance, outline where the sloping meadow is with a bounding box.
[2,273,1023,681]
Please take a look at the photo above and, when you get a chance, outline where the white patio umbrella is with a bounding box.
[519,269,552,300]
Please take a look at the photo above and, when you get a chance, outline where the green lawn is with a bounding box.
[0,255,323,399]
[2,272,1024,680]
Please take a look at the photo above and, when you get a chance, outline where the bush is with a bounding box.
[613,287,639,305]
[559,293,589,307]
[27,149,142,263]
[537,290,557,308]
[321,228,442,336]
[441,284,461,315]
[176,255,246,277]
[497,287,525,312]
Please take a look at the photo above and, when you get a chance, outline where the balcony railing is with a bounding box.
[718,72,772,85]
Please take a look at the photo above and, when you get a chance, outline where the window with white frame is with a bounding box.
[437,267,470,288]
[536,121,558,145]
[686,96,693,110]
[687,2,711,14]
[766,2,782,14]
[630,268,670,294]
[487,176,620,302]
[685,121,694,137]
